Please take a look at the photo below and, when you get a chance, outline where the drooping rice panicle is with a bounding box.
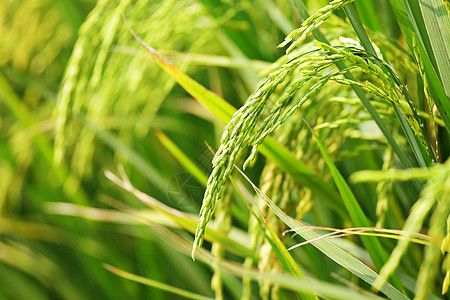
[315,42,435,159]
[415,172,450,299]
[4,0,450,298]
[278,0,355,53]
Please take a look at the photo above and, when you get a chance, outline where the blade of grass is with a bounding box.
[105,168,256,260]
[234,166,409,300]
[263,215,318,300]
[132,218,386,300]
[353,0,382,32]
[373,160,449,290]
[400,0,450,93]
[103,264,214,300]
[417,0,450,97]
[122,17,235,123]
[344,3,432,168]
[122,14,346,217]
[397,0,439,69]
[153,128,208,186]
[229,171,317,300]
[258,139,346,218]
[160,51,271,71]
[350,167,434,183]
[286,226,431,249]
[291,0,416,170]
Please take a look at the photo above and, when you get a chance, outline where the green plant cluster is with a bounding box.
[0,0,449,299]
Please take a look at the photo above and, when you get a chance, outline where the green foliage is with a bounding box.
[0,0,449,299]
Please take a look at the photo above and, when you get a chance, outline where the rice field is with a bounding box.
[0,0,449,299]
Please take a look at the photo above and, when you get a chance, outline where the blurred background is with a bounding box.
[0,0,289,298]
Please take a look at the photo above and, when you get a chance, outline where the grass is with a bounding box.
[0,0,449,299]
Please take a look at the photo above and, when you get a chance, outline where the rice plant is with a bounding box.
[0,0,449,299]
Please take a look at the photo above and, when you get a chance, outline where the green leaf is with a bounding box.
[154,129,208,186]
[123,15,346,217]
[234,178,317,300]
[373,160,450,290]
[263,216,318,300]
[105,168,256,260]
[128,220,386,300]
[388,0,450,133]
[307,122,405,290]
[234,167,409,300]
[291,0,416,169]
[417,0,450,101]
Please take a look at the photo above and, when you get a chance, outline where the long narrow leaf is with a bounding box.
[263,215,318,300]
[136,222,385,300]
[234,166,409,300]
[344,3,432,168]
[154,129,208,186]
[291,0,416,169]
[418,0,450,93]
[234,178,317,300]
